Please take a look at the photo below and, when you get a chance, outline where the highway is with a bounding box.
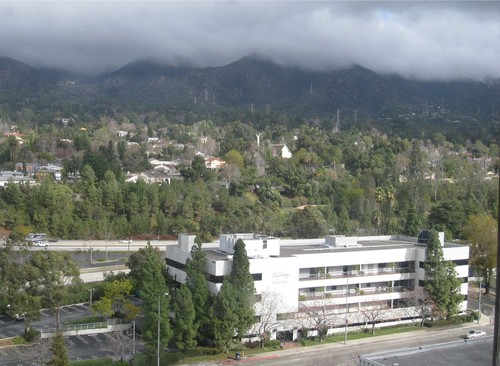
[35,239,178,252]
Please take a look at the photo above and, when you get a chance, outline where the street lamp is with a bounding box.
[89,288,94,307]
[478,278,483,324]
[132,320,136,356]
[344,276,349,344]
[157,292,168,366]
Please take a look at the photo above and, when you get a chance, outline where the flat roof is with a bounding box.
[200,236,466,260]
[363,337,492,366]
[280,238,421,256]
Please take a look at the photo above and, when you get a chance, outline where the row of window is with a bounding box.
[166,258,262,283]
[419,259,469,268]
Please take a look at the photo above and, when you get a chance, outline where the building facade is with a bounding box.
[165,233,469,341]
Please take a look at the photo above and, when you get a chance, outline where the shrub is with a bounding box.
[25,327,40,342]
[265,340,282,348]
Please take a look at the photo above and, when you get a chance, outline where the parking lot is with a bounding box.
[0,331,141,365]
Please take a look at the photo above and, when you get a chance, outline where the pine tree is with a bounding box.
[404,202,422,237]
[46,330,69,366]
[228,239,255,341]
[213,278,240,353]
[185,238,214,342]
[172,284,197,351]
[424,229,462,319]
[139,244,172,355]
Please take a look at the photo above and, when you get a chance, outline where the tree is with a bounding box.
[428,200,466,239]
[403,202,422,237]
[30,251,81,328]
[337,206,352,235]
[90,278,137,318]
[359,301,387,335]
[299,300,338,341]
[403,288,432,327]
[185,238,214,342]
[1,239,41,338]
[424,230,463,319]
[462,214,497,294]
[213,278,240,353]
[228,239,255,340]
[225,149,244,169]
[105,330,134,362]
[171,284,197,350]
[46,330,69,366]
[251,291,290,348]
[136,244,172,356]
[290,206,329,238]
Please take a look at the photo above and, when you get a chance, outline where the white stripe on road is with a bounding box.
[64,337,75,346]
[77,335,89,344]
[89,334,103,343]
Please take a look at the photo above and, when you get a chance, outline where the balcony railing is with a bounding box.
[299,286,412,301]
[299,268,412,281]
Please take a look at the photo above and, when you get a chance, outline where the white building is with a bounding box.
[165,233,469,341]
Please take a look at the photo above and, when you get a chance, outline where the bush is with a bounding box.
[265,340,282,348]
[25,327,40,342]
[183,347,220,357]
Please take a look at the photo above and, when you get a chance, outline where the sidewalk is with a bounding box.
[201,314,492,366]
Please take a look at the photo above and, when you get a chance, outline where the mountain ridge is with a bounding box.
[1,55,499,121]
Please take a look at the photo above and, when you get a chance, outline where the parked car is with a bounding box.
[34,241,49,247]
[119,239,132,244]
[465,330,486,339]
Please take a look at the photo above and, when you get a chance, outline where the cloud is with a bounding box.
[0,1,499,80]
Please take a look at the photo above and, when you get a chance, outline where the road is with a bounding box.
[38,239,177,252]
[237,322,493,366]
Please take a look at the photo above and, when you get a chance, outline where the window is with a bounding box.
[452,259,469,266]
[207,274,225,283]
[165,258,186,270]
[419,280,426,287]
[277,313,294,320]
[252,273,262,281]
[255,294,262,302]
[419,261,425,268]
[263,240,268,249]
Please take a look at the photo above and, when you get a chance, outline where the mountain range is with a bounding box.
[1,54,500,123]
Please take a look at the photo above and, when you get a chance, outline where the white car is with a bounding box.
[465,330,486,339]
[34,241,48,247]
[119,239,132,244]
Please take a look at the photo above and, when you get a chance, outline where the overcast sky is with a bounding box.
[1,1,499,80]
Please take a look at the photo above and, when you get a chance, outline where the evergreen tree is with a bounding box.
[138,244,172,355]
[290,206,328,238]
[424,230,462,319]
[228,239,255,341]
[403,202,422,237]
[185,238,214,342]
[213,278,240,352]
[337,206,352,235]
[46,330,69,366]
[172,284,197,350]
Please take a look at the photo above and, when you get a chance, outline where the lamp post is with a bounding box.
[157,292,168,366]
[344,277,349,344]
[478,278,482,324]
[132,320,136,356]
[88,288,94,307]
